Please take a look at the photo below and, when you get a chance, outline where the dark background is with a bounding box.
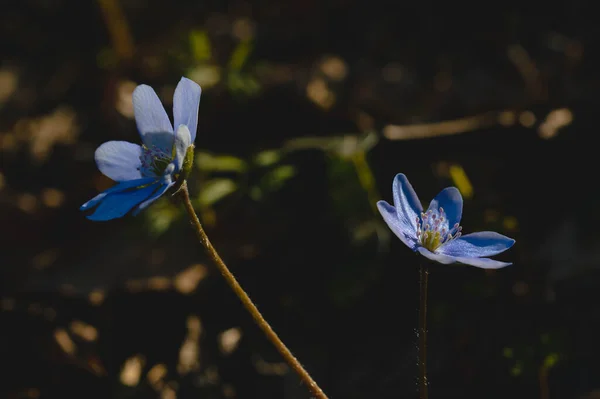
[1,0,598,398]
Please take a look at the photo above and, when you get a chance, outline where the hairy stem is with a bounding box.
[418,263,429,399]
[177,182,328,399]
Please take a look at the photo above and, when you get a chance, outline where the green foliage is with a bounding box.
[198,178,238,206]
[189,30,212,62]
[502,331,564,378]
[182,28,261,96]
[195,152,248,173]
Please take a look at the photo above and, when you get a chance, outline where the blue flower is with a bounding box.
[81,77,202,221]
[377,173,515,268]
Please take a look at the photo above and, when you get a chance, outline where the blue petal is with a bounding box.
[451,256,512,269]
[80,177,156,211]
[392,174,422,236]
[95,141,142,182]
[437,232,515,258]
[162,163,176,179]
[132,181,175,215]
[417,247,457,264]
[86,182,162,221]
[173,125,192,171]
[133,84,173,141]
[417,247,513,269]
[427,187,462,227]
[142,131,175,154]
[377,200,419,250]
[173,77,201,143]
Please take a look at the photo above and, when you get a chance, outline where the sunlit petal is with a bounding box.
[95,141,142,182]
[173,77,201,143]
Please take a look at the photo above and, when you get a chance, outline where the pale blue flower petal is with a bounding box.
[451,256,512,269]
[427,187,462,227]
[416,247,456,264]
[437,231,515,258]
[162,163,176,180]
[80,177,156,211]
[94,141,142,182]
[392,174,422,236]
[418,247,512,269]
[133,84,173,140]
[173,77,201,143]
[377,200,419,250]
[173,125,192,170]
[85,182,162,221]
[132,181,175,215]
[141,131,174,154]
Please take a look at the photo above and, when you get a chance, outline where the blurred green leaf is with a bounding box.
[253,150,282,167]
[510,361,523,376]
[284,131,379,158]
[145,200,180,236]
[249,186,263,201]
[502,331,565,379]
[543,353,559,369]
[285,136,343,152]
[260,165,296,191]
[227,71,260,96]
[198,178,238,206]
[190,30,212,62]
[196,152,248,172]
[229,41,253,71]
[250,165,296,201]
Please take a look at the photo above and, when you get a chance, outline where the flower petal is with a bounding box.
[417,246,513,269]
[392,174,423,235]
[427,187,462,227]
[377,200,419,250]
[141,131,175,154]
[133,84,173,141]
[94,141,142,182]
[437,231,515,258]
[173,124,192,171]
[162,163,176,180]
[173,77,201,143]
[451,256,512,269]
[417,247,457,264]
[132,181,175,215]
[85,182,162,221]
[80,177,156,211]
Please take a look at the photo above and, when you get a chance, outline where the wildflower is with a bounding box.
[377,173,515,268]
[81,77,201,221]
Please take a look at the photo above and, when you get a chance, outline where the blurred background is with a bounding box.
[1,0,598,398]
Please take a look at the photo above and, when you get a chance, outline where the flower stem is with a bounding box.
[177,182,328,399]
[418,263,429,399]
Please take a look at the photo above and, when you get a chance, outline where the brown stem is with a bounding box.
[177,182,328,399]
[418,264,429,399]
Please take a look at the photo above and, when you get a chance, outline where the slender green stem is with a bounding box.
[418,263,429,399]
[177,182,328,399]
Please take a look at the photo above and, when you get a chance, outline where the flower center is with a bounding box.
[416,207,462,252]
[139,145,174,177]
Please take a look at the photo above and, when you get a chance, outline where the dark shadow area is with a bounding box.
[1,1,598,398]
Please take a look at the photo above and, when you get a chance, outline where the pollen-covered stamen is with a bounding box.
[417,207,462,251]
[139,145,174,177]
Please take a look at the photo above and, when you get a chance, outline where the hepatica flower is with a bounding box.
[81,77,201,221]
[378,173,515,268]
